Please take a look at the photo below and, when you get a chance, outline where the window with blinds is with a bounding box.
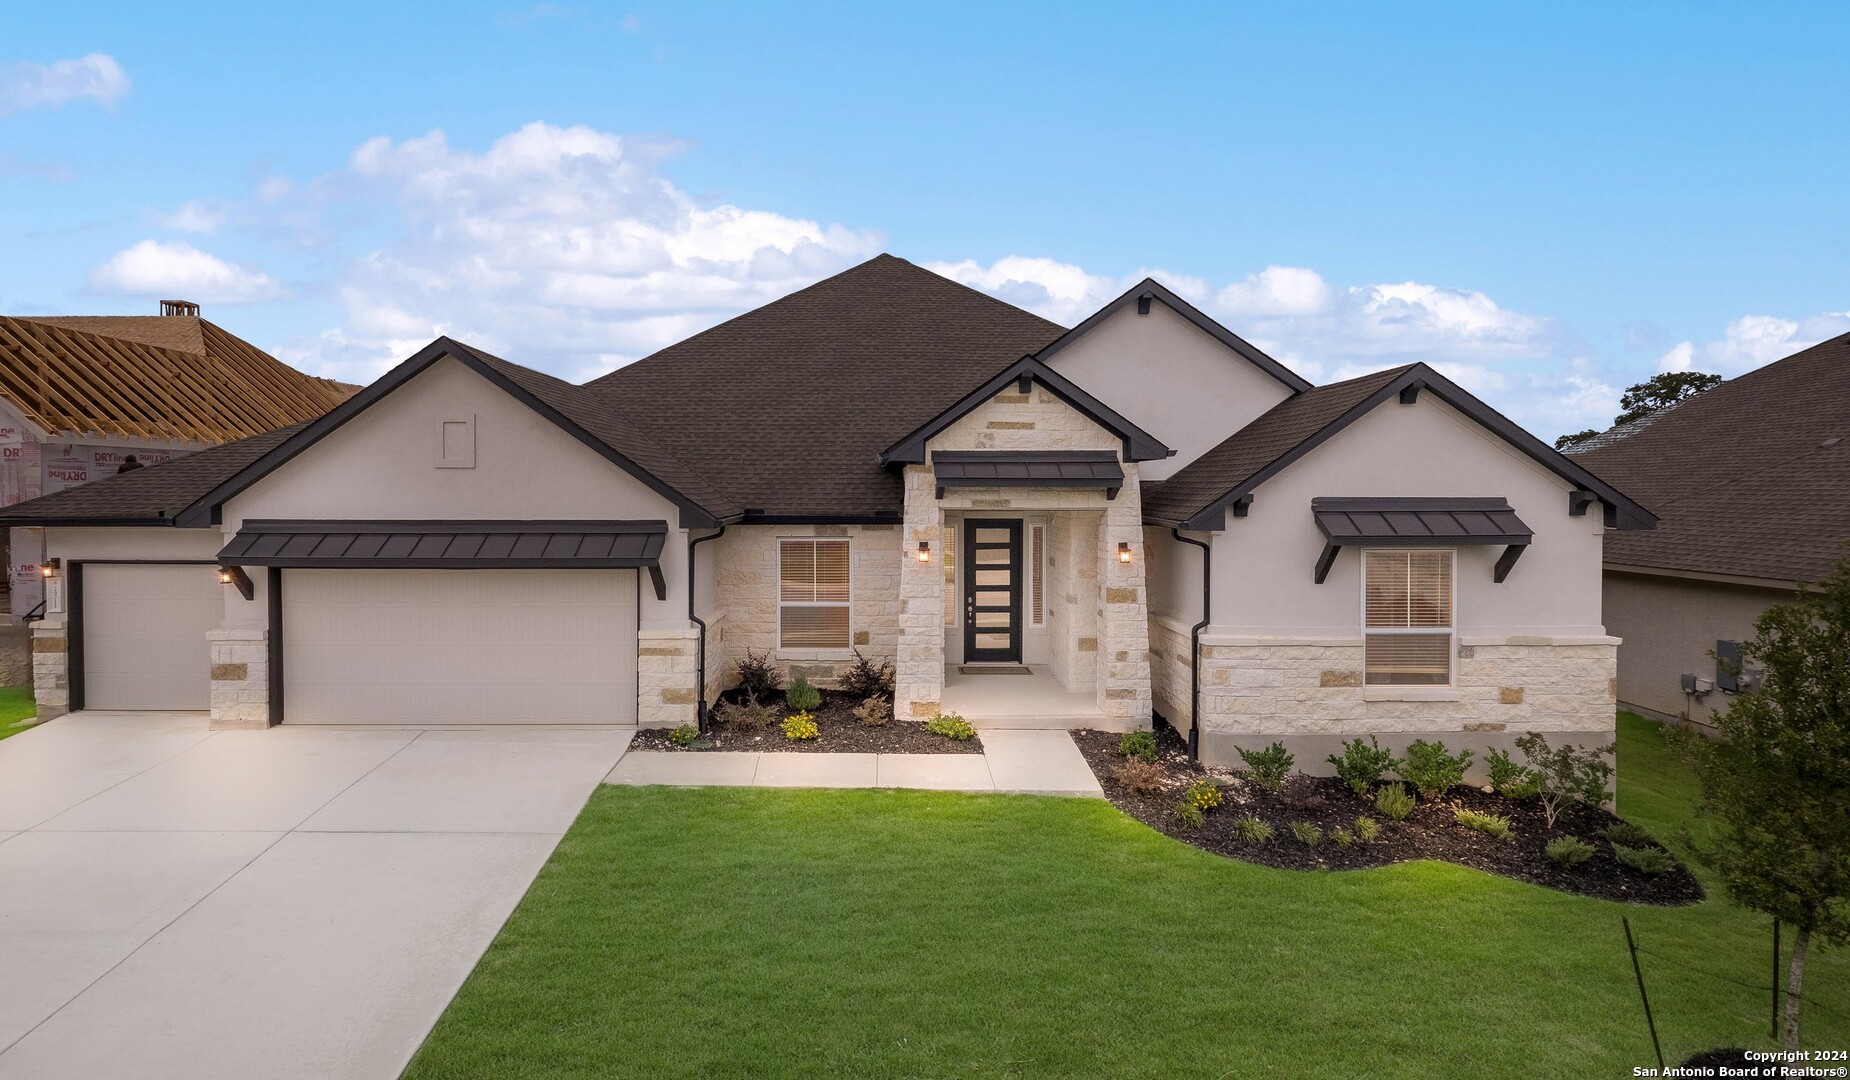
[779,539,852,652]
[1363,549,1454,686]
[1030,523,1045,625]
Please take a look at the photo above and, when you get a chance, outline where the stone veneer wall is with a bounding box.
[638,627,701,729]
[1184,635,1618,775]
[709,524,902,693]
[30,618,69,721]
[1148,614,1194,732]
[207,627,271,729]
[1044,512,1099,693]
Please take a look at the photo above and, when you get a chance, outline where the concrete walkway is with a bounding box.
[0,712,631,1080]
[605,727,1103,797]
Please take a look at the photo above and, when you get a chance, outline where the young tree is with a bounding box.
[1613,370,1722,425]
[1676,555,1850,1051]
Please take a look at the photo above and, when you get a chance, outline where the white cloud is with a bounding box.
[1216,265,1333,316]
[88,240,284,304]
[0,53,130,115]
[1656,310,1850,377]
[156,199,227,234]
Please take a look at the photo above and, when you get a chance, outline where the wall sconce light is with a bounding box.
[1117,542,1133,564]
[218,565,255,601]
[916,541,932,564]
[39,558,59,580]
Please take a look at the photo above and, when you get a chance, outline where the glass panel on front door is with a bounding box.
[962,519,1023,662]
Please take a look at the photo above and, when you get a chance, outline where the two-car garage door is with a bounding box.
[280,569,639,724]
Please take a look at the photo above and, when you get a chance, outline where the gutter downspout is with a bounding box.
[688,525,727,732]
[1171,528,1210,761]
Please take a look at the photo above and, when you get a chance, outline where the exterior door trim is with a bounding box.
[961,519,1023,663]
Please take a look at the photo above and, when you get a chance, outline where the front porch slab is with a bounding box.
[941,666,1135,730]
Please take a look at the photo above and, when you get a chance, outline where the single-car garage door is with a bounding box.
[81,563,222,710]
[281,568,638,724]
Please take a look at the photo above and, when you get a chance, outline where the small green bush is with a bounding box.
[781,711,819,741]
[1400,739,1474,800]
[1326,735,1400,795]
[1330,826,1356,847]
[1233,815,1274,843]
[838,649,896,700]
[1454,807,1514,840]
[1172,802,1206,829]
[1375,782,1415,821]
[1613,843,1676,876]
[1602,822,1656,849]
[1516,732,1615,829]
[734,649,783,703]
[1355,816,1380,842]
[852,695,891,727]
[1237,741,1294,791]
[713,697,778,731]
[668,724,699,747]
[925,714,976,741]
[1545,836,1596,868]
[1289,820,1323,848]
[1119,730,1159,762]
[785,676,822,712]
[1486,748,1540,797]
[1182,778,1223,813]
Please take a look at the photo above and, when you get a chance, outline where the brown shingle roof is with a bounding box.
[1575,331,1850,582]
[587,253,1065,515]
[0,424,305,525]
[0,316,351,444]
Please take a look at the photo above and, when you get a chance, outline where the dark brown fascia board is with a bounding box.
[733,511,902,526]
[172,337,721,531]
[879,354,1174,465]
[0,515,175,528]
[1034,277,1314,394]
[1158,364,1660,533]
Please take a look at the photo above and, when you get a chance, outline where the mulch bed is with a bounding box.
[1072,727,1704,906]
[630,689,983,755]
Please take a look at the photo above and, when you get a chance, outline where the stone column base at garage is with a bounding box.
[639,627,700,729]
[208,627,273,729]
[31,618,70,722]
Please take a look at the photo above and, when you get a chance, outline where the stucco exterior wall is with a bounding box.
[1603,568,1789,729]
[1040,302,1294,481]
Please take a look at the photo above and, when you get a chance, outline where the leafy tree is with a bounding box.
[1553,428,1601,451]
[1613,371,1722,425]
[1674,555,1850,1051]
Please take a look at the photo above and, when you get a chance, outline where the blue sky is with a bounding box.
[3,1,1846,438]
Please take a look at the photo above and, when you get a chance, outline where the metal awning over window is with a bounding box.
[1311,498,1533,584]
[932,450,1125,500]
[218,519,670,599]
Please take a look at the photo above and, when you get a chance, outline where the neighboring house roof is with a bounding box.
[1560,408,1673,455]
[0,423,305,525]
[1575,331,1850,583]
[1143,363,1656,532]
[0,315,354,443]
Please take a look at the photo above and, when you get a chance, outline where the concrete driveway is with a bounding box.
[0,711,632,1080]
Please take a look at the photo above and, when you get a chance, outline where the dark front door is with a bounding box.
[962,519,1023,663]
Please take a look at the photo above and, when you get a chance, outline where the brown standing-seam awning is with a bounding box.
[217,519,670,599]
[1310,498,1533,584]
[931,450,1125,500]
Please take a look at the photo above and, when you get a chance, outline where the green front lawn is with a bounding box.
[0,685,36,740]
[406,713,1848,1078]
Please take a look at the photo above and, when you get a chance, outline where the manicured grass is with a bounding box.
[0,685,36,740]
[405,714,1848,1079]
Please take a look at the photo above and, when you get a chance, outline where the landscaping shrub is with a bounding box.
[713,697,778,731]
[1454,808,1514,841]
[1546,836,1596,868]
[785,676,823,712]
[1613,843,1676,876]
[1289,820,1323,848]
[1602,821,1656,849]
[734,649,783,703]
[668,724,699,747]
[781,711,819,741]
[1516,732,1615,828]
[838,650,896,700]
[852,695,891,727]
[1486,748,1540,797]
[1400,739,1473,799]
[1118,729,1158,762]
[1355,816,1380,842]
[1182,778,1223,813]
[1172,802,1206,829]
[1375,782,1415,821]
[1110,758,1165,795]
[1326,735,1399,795]
[1236,741,1294,791]
[1331,826,1356,848]
[925,714,976,741]
[1281,774,1329,812]
[1233,815,1274,843]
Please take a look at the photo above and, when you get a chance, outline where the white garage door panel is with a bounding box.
[83,564,221,710]
[283,569,638,723]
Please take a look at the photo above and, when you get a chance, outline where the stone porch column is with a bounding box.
[208,627,273,729]
[895,464,945,720]
[30,617,70,721]
[1096,463,1152,723]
